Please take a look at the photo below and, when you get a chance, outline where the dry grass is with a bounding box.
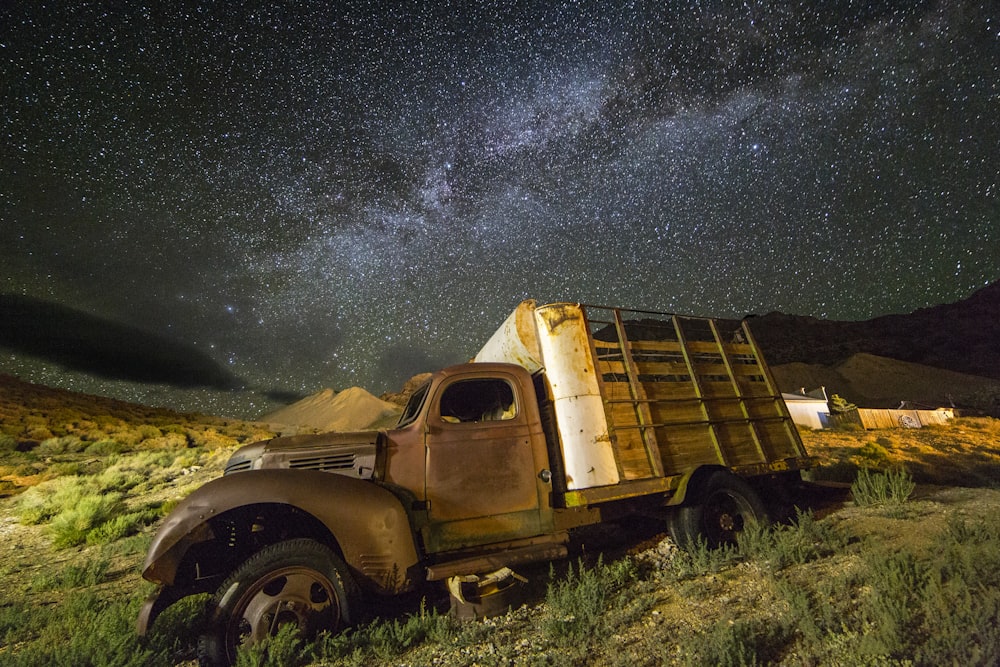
[0,374,273,498]
[801,417,1000,487]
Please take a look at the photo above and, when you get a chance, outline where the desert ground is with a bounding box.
[1,374,999,666]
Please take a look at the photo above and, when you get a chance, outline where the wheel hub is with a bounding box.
[235,568,338,646]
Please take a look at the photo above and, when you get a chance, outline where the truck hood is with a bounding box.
[224,430,379,479]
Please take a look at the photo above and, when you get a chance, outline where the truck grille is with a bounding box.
[288,452,356,472]
[224,459,253,475]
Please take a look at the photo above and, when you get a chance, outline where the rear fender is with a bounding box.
[664,466,726,507]
[142,469,421,594]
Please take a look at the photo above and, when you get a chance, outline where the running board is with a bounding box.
[425,539,569,581]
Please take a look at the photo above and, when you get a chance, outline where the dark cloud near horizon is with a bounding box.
[0,294,241,389]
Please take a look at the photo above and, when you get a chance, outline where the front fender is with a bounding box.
[142,469,421,594]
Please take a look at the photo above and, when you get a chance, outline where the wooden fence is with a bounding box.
[851,408,954,429]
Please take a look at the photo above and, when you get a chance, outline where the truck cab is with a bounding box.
[380,363,555,554]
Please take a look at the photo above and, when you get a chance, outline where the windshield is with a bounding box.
[396,381,430,427]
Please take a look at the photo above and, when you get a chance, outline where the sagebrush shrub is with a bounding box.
[32,558,110,591]
[49,492,126,548]
[543,556,639,642]
[0,433,17,452]
[851,467,915,506]
[235,622,309,667]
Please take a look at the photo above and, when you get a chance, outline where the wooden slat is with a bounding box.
[655,425,726,469]
[600,360,692,376]
[699,382,738,398]
[643,384,702,400]
[612,309,664,478]
[579,305,812,489]
[648,403,710,425]
[628,340,682,352]
[685,340,737,353]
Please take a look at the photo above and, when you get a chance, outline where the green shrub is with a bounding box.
[663,536,740,580]
[136,424,162,441]
[85,508,158,545]
[853,441,891,469]
[851,467,915,507]
[856,548,924,655]
[32,558,110,591]
[9,591,161,666]
[543,556,639,643]
[94,465,145,493]
[16,467,156,548]
[84,439,123,456]
[737,509,844,572]
[49,492,126,548]
[0,599,46,650]
[35,435,86,455]
[235,622,310,667]
[310,600,456,664]
[365,601,454,660]
[795,525,1000,664]
[0,432,17,452]
[18,476,90,524]
[773,578,833,651]
[677,616,791,667]
[48,461,85,476]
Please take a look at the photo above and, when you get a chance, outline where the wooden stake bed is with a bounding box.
[580,305,810,485]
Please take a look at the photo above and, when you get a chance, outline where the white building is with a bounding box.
[782,387,831,430]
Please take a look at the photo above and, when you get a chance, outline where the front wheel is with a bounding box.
[198,538,357,666]
[668,471,770,548]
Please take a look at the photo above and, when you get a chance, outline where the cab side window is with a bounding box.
[439,379,516,423]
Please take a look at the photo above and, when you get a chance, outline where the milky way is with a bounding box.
[2,1,998,417]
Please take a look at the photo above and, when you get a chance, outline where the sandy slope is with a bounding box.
[261,386,402,433]
[772,352,1000,411]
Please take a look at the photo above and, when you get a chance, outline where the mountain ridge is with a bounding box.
[747,280,1000,381]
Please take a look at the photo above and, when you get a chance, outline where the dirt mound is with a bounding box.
[772,352,1000,411]
[262,386,401,433]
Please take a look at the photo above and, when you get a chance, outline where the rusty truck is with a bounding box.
[138,300,814,664]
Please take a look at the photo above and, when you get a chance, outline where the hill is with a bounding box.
[261,386,402,434]
[771,353,1000,414]
[0,373,273,497]
[747,280,1000,380]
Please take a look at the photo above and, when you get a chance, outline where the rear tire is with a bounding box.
[198,538,356,666]
[668,471,770,548]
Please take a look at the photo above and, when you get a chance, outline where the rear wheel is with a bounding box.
[668,471,770,548]
[198,538,356,666]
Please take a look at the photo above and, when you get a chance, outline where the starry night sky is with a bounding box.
[2,1,998,418]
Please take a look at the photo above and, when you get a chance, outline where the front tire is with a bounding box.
[668,471,770,548]
[199,538,356,666]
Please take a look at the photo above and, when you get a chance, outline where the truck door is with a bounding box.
[422,372,546,553]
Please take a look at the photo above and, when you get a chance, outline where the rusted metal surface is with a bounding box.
[416,363,553,553]
[224,431,378,477]
[141,469,421,592]
[426,533,569,581]
[474,299,544,371]
[533,303,621,490]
